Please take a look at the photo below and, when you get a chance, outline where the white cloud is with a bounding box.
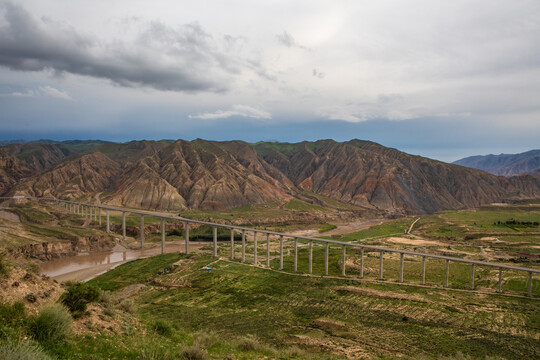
[189,105,271,120]
[1,85,73,100]
[39,86,73,100]
[8,89,35,97]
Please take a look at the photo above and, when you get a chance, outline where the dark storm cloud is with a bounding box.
[0,3,245,92]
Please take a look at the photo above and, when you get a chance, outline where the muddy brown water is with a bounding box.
[40,241,206,282]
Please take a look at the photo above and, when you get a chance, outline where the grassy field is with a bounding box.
[82,252,540,359]
[1,200,539,358]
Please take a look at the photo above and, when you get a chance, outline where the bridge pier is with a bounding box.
[241,230,245,262]
[279,235,284,270]
[421,256,426,285]
[230,229,235,259]
[399,253,404,283]
[184,222,190,254]
[342,246,346,276]
[265,234,270,267]
[445,260,449,287]
[140,215,144,249]
[106,210,110,233]
[98,207,101,226]
[308,240,313,274]
[528,272,532,297]
[359,248,364,278]
[213,227,218,257]
[253,231,258,264]
[161,218,165,255]
[379,251,384,280]
[324,243,329,276]
[293,237,298,272]
[122,212,126,240]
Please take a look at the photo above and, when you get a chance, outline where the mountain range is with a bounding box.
[1,139,539,216]
[453,150,540,177]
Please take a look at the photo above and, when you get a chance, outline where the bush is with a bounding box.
[99,291,116,306]
[29,305,73,344]
[118,299,136,314]
[60,282,100,314]
[236,334,260,351]
[152,319,173,337]
[179,345,208,360]
[0,255,10,278]
[0,302,26,328]
[193,330,217,348]
[0,340,55,360]
[25,262,40,275]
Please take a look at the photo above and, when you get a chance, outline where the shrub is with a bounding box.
[60,282,100,314]
[118,299,136,314]
[152,319,173,337]
[236,334,260,351]
[29,305,73,344]
[25,262,40,275]
[99,290,116,306]
[0,340,55,360]
[0,302,26,328]
[179,345,208,360]
[193,330,217,348]
[0,255,10,278]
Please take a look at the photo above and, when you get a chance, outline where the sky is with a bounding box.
[0,0,539,162]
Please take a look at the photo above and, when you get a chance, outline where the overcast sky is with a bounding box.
[0,0,539,161]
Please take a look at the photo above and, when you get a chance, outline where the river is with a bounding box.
[40,240,205,282]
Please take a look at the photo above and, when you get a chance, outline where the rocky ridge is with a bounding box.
[1,139,539,215]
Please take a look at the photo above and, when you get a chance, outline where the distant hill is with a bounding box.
[453,150,540,177]
[2,139,540,215]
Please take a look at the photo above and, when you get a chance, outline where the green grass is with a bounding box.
[318,224,337,233]
[84,252,540,359]
[284,199,329,212]
[322,218,412,242]
[88,253,184,291]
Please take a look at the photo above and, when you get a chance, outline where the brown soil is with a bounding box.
[0,266,63,315]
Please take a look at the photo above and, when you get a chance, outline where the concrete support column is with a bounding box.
[98,207,101,226]
[445,260,449,288]
[279,235,284,270]
[122,212,126,240]
[253,231,258,265]
[140,215,144,249]
[213,227,218,257]
[470,264,475,290]
[106,210,110,233]
[359,248,364,278]
[308,240,313,274]
[379,251,383,280]
[184,222,190,254]
[293,238,298,272]
[241,230,245,262]
[161,218,165,255]
[94,207,97,222]
[342,246,346,276]
[528,272,533,297]
[399,253,404,283]
[230,229,235,260]
[421,256,426,285]
[266,233,270,267]
[324,243,329,276]
[497,268,502,293]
